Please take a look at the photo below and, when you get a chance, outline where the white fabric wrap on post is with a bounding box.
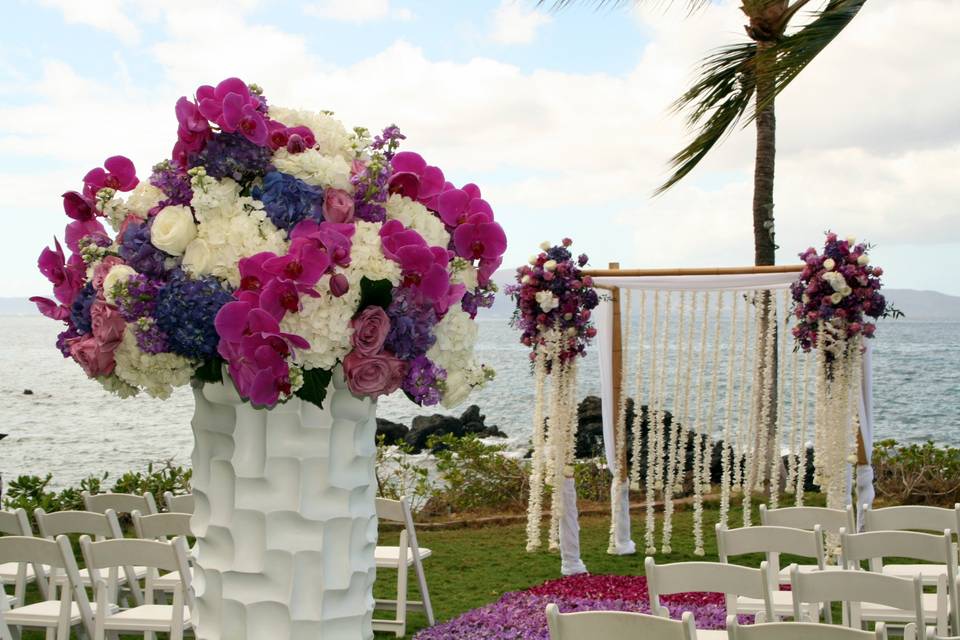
[190,366,378,640]
[593,272,876,536]
[559,477,588,575]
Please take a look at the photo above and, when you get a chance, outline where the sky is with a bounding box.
[2,0,958,298]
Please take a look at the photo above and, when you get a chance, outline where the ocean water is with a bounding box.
[0,314,957,487]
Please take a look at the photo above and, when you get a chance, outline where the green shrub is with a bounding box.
[873,439,960,506]
[375,436,433,514]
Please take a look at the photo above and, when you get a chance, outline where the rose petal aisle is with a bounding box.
[413,574,749,640]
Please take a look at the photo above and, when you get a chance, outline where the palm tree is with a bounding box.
[541,0,867,267]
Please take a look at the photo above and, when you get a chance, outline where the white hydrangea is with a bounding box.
[281,276,359,371]
[449,258,479,291]
[100,182,165,232]
[281,222,402,371]
[426,308,492,407]
[98,373,140,399]
[384,194,450,249]
[272,149,353,192]
[114,329,196,400]
[185,176,288,287]
[268,107,356,161]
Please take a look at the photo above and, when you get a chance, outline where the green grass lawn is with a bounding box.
[11,495,831,638]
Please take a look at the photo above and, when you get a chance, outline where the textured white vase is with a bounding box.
[190,366,378,640]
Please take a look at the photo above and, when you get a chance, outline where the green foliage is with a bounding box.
[573,459,612,504]
[296,367,333,409]
[873,439,960,506]
[358,276,393,312]
[426,434,529,515]
[375,435,433,514]
[194,356,225,384]
[110,461,192,499]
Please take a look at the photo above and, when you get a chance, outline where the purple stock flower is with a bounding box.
[352,161,390,223]
[461,288,495,319]
[116,275,170,354]
[385,288,438,359]
[371,124,406,160]
[150,161,194,207]
[403,356,445,406]
[189,132,272,185]
[120,221,168,277]
[69,283,97,334]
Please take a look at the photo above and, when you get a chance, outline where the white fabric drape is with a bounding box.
[593,272,875,539]
[560,477,588,575]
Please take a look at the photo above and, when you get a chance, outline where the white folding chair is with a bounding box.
[716,524,824,621]
[759,505,854,585]
[132,511,194,594]
[646,557,773,639]
[82,491,158,516]
[862,505,960,586]
[790,564,924,633]
[79,535,193,640]
[927,631,960,639]
[34,508,145,606]
[373,496,434,637]
[841,528,955,635]
[726,614,897,639]
[0,509,42,606]
[162,492,194,515]
[0,535,98,640]
[546,603,697,640]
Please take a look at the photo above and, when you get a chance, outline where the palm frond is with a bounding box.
[537,0,711,13]
[656,42,759,194]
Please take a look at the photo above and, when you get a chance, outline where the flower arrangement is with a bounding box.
[508,239,599,366]
[790,232,895,352]
[32,77,505,409]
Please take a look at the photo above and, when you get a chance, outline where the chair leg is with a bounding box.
[413,557,434,626]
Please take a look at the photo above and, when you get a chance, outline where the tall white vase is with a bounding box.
[190,366,378,640]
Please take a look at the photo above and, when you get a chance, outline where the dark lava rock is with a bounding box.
[403,405,506,452]
[22,389,33,395]
[376,418,409,446]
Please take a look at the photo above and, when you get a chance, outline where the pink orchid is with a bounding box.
[388,152,445,202]
[290,221,356,267]
[36,239,84,305]
[266,122,316,152]
[64,218,109,253]
[196,78,267,145]
[263,240,332,289]
[478,255,503,287]
[30,296,71,321]
[258,278,306,319]
[62,191,96,221]
[172,97,212,166]
[453,215,507,261]
[82,156,139,199]
[380,219,428,261]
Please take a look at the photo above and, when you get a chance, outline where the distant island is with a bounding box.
[5,283,960,320]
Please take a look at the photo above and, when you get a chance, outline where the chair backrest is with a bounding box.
[862,504,960,536]
[375,497,406,523]
[760,505,855,535]
[790,565,924,630]
[163,492,194,514]
[82,491,158,515]
[726,615,887,639]
[34,508,123,540]
[840,529,955,567]
[546,603,696,640]
[646,557,774,622]
[717,523,824,588]
[0,509,32,536]
[132,511,192,540]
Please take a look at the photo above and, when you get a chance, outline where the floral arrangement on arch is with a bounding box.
[32,77,505,409]
[790,231,896,353]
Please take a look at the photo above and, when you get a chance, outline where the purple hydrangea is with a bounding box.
[120,221,167,277]
[385,289,437,359]
[189,132,272,184]
[403,356,445,406]
[116,275,169,354]
[155,270,233,360]
[252,171,324,232]
[56,325,81,358]
[150,161,193,207]
[69,282,96,334]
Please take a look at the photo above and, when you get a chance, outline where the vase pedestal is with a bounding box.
[190,367,378,640]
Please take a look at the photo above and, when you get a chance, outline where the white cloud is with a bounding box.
[39,0,142,45]
[490,0,552,45]
[303,0,413,23]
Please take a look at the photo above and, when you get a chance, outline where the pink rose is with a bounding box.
[343,351,405,398]
[90,301,126,348]
[69,335,116,378]
[322,188,355,224]
[350,306,390,356]
[92,257,125,292]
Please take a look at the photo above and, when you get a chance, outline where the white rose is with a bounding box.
[521,275,532,285]
[102,265,137,303]
[535,290,559,312]
[539,241,552,251]
[151,206,197,256]
[823,258,836,271]
[830,292,844,304]
[841,286,852,297]
[182,239,213,277]
[543,260,558,272]
[846,235,856,245]
[528,255,538,265]
[857,254,870,266]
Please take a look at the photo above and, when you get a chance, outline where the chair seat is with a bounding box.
[153,567,194,591]
[695,629,729,639]
[881,563,947,586]
[777,563,845,584]
[103,604,192,631]
[737,591,819,619]
[0,561,36,582]
[858,592,944,623]
[5,601,114,626]
[375,545,432,568]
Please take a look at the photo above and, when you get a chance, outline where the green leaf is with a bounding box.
[194,357,225,384]
[358,276,393,312]
[297,368,333,409]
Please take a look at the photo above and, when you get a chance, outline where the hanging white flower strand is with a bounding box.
[643,290,662,555]
[653,291,673,496]
[742,292,766,527]
[719,290,740,529]
[795,341,813,505]
[630,290,648,491]
[661,290,689,554]
[703,290,724,492]
[785,310,801,495]
[691,290,712,556]
[525,348,549,551]
[608,289,633,553]
[768,289,791,508]
[733,291,754,494]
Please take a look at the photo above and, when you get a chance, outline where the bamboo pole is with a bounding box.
[609,262,628,483]
[583,264,805,278]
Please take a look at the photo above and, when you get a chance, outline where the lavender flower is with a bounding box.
[150,160,193,207]
[371,124,406,160]
[385,289,437,359]
[155,270,233,360]
[189,132,272,185]
[116,275,169,353]
[403,356,445,406]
